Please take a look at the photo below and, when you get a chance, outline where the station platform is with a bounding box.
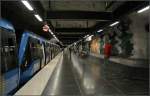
[1,1,149,96]
[15,50,149,96]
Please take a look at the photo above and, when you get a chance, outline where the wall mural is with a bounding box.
[115,16,133,57]
[90,37,100,54]
[90,16,134,58]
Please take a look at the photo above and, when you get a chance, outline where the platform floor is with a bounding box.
[42,51,81,95]
[42,51,149,96]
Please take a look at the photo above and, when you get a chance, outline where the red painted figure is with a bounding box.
[104,43,112,58]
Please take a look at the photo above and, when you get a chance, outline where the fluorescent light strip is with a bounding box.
[49,30,54,35]
[84,35,89,38]
[34,14,43,22]
[48,27,61,43]
[137,5,150,13]
[50,31,59,41]
[21,0,33,11]
[53,35,56,37]
[110,21,119,27]
[97,29,103,32]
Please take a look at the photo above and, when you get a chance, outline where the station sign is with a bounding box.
[42,24,49,32]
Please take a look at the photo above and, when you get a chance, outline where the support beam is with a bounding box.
[56,32,86,35]
[55,28,91,33]
[61,39,79,44]
[91,21,110,32]
[46,11,113,20]
[59,37,80,39]
[62,39,78,42]
[62,39,77,41]
[57,34,85,37]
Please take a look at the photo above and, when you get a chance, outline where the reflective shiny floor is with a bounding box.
[43,51,149,96]
[42,51,81,95]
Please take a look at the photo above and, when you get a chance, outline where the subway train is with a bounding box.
[0,19,61,95]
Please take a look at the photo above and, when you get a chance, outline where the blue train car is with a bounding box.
[1,20,61,95]
[0,19,19,95]
[18,31,60,85]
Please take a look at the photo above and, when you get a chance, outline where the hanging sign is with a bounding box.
[42,24,49,32]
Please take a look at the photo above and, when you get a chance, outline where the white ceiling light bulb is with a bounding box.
[137,5,150,13]
[110,21,119,27]
[21,0,33,11]
[97,29,103,32]
[34,14,43,22]
[53,34,55,37]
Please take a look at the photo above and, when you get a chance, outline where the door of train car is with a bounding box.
[44,43,51,64]
[50,44,52,60]
[49,43,52,61]
[29,38,42,73]
[40,41,45,68]
[20,37,41,84]
[51,45,55,59]
[0,23,19,95]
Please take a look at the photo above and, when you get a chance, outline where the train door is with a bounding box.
[40,41,45,68]
[50,44,53,59]
[45,43,50,64]
[52,45,55,58]
[49,44,51,61]
[20,37,41,84]
[1,26,18,95]
[50,44,52,60]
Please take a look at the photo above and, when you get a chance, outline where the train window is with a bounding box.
[21,37,44,70]
[29,38,43,61]
[8,38,14,46]
[1,28,17,74]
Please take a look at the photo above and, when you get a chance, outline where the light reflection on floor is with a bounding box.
[72,52,149,95]
[43,51,149,96]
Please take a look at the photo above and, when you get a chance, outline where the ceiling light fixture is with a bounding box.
[86,35,93,41]
[34,14,43,22]
[54,36,57,39]
[21,0,33,11]
[49,30,54,35]
[97,29,103,32]
[137,5,150,13]
[110,21,119,27]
